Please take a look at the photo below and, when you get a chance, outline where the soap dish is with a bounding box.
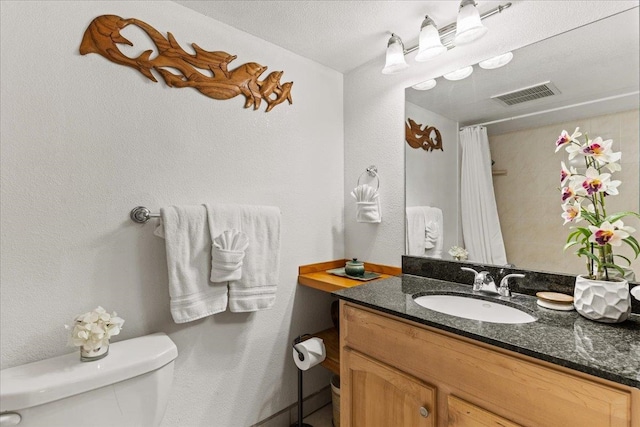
[536,299,575,311]
[536,292,575,311]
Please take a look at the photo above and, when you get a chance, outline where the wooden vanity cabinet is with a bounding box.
[340,302,638,427]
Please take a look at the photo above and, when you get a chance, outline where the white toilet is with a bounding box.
[0,332,178,427]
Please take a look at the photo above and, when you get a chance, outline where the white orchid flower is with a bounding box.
[582,137,621,165]
[561,201,582,225]
[555,127,582,152]
[588,221,629,246]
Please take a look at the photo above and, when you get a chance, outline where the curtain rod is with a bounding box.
[460,91,639,130]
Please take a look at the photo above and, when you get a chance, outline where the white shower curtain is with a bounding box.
[459,126,507,265]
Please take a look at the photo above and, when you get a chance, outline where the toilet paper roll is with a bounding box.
[292,337,326,371]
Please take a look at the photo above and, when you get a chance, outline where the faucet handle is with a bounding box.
[499,273,525,297]
[461,267,487,291]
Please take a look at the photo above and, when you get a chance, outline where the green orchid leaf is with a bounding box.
[622,236,640,257]
[602,263,626,277]
[613,254,632,266]
[605,211,640,223]
[576,247,600,264]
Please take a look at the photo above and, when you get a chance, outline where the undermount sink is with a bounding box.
[413,294,537,324]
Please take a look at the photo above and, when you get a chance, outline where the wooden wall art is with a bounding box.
[80,15,293,112]
[405,118,443,151]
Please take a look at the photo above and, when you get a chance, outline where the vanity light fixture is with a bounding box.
[411,79,437,90]
[478,51,513,69]
[382,33,409,74]
[415,16,447,62]
[443,65,474,81]
[455,0,488,45]
[382,2,511,74]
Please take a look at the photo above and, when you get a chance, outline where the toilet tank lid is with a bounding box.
[0,332,178,412]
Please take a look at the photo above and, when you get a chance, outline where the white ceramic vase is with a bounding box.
[573,275,631,323]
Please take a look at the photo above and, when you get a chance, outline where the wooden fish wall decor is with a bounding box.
[405,118,443,152]
[80,15,293,112]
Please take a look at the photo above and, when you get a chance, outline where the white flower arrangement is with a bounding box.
[67,306,124,351]
[448,246,468,261]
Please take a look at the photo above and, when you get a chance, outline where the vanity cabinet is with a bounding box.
[340,302,637,427]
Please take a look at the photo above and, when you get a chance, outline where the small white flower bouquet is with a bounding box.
[67,306,124,353]
[448,246,468,261]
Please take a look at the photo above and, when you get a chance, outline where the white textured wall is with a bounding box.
[405,102,461,255]
[0,2,342,426]
[344,1,638,267]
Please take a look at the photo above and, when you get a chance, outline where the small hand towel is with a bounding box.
[211,229,249,282]
[351,184,381,223]
[205,203,281,312]
[161,205,227,323]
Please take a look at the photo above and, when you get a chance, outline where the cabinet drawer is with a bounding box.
[342,303,632,427]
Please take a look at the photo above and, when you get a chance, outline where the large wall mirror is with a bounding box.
[404,7,639,277]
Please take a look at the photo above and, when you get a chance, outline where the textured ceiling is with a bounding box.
[174,0,506,73]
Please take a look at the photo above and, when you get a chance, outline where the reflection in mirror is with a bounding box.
[405,8,639,277]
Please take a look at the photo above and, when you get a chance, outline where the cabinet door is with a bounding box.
[342,348,435,427]
[447,395,521,427]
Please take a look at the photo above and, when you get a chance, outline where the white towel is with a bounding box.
[211,229,249,282]
[424,221,439,249]
[405,207,426,255]
[160,205,227,323]
[423,207,444,259]
[351,184,381,223]
[205,204,281,312]
[405,206,444,258]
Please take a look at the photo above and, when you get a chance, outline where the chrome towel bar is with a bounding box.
[130,206,160,224]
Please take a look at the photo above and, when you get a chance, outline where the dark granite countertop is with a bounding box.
[333,274,640,389]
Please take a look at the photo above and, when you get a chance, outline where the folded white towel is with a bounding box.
[160,205,227,323]
[351,184,381,223]
[424,220,439,249]
[211,229,249,282]
[423,207,443,259]
[205,204,281,313]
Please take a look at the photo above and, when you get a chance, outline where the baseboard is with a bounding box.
[252,385,332,426]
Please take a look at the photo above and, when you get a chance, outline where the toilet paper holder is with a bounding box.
[291,334,315,427]
[292,334,313,361]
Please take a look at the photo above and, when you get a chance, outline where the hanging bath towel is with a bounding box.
[205,203,281,312]
[161,205,228,323]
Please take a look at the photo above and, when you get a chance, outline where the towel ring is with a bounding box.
[357,165,379,191]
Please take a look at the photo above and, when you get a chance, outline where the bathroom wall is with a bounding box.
[404,102,461,255]
[343,1,638,267]
[0,2,342,426]
[490,109,640,275]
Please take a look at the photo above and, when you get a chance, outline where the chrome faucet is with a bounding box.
[498,273,526,297]
[461,267,499,294]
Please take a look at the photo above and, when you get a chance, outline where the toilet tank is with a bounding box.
[0,332,178,427]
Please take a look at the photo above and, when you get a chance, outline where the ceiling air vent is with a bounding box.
[491,81,561,106]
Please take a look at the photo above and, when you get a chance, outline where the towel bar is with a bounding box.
[130,206,161,224]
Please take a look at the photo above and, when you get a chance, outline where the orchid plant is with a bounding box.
[66,306,124,351]
[555,128,640,281]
